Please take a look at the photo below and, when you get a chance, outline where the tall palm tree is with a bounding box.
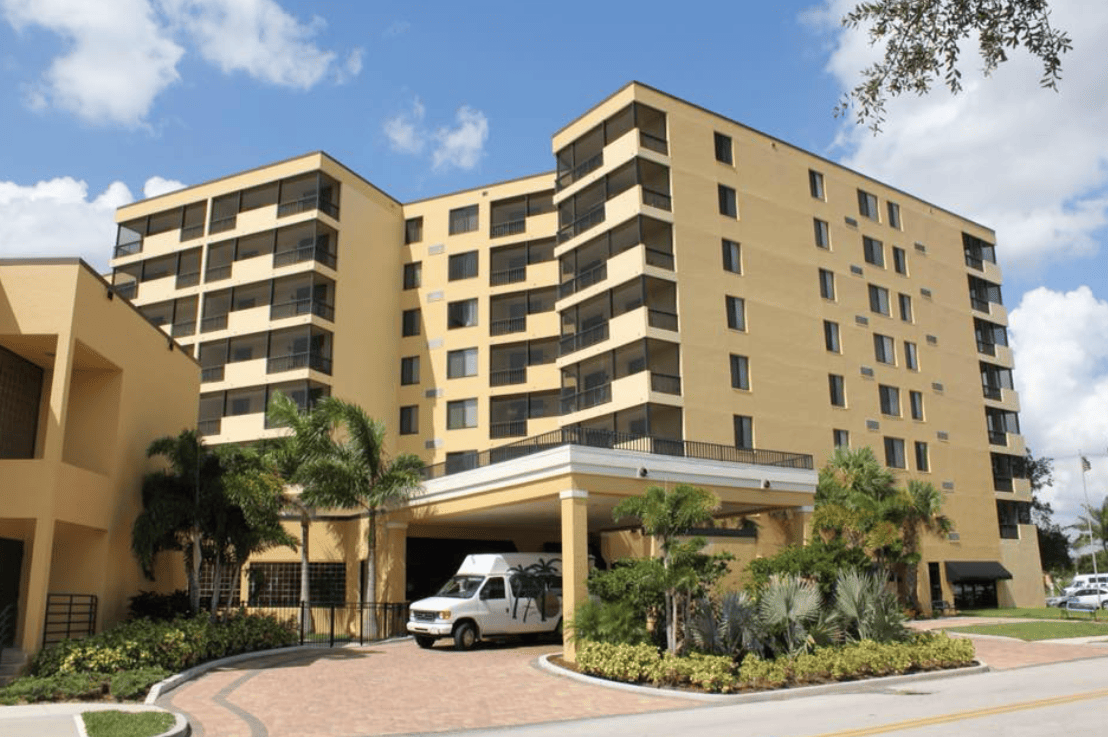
[298,398,423,638]
[1071,500,1108,564]
[898,480,952,610]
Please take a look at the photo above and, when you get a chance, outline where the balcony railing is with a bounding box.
[999,523,1019,540]
[988,431,1008,446]
[645,248,675,270]
[970,295,991,313]
[198,418,222,436]
[650,372,682,395]
[983,384,1003,400]
[642,188,672,211]
[419,427,814,481]
[639,131,668,154]
[965,252,984,270]
[557,205,606,244]
[114,241,141,258]
[977,340,997,356]
[648,309,679,332]
[993,475,1014,493]
[556,152,603,190]
[490,316,526,336]
[490,420,528,439]
[171,321,196,338]
[561,383,612,414]
[176,271,201,289]
[266,352,333,375]
[270,299,335,322]
[490,367,527,386]
[274,244,338,270]
[201,366,225,383]
[200,314,229,333]
[490,266,526,287]
[560,322,610,357]
[180,224,205,241]
[277,197,340,219]
[491,219,526,238]
[209,215,236,234]
[559,262,607,299]
[205,264,232,283]
[113,282,137,300]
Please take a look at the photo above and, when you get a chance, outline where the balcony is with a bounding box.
[180,224,204,241]
[201,366,225,383]
[210,215,236,235]
[277,196,340,220]
[490,367,527,387]
[490,266,526,287]
[561,383,612,415]
[198,418,222,436]
[639,130,668,155]
[270,299,335,322]
[490,219,526,239]
[114,241,142,259]
[266,352,333,375]
[642,188,672,211]
[171,321,196,338]
[557,152,604,191]
[201,314,229,333]
[559,262,607,299]
[176,271,201,289]
[205,264,232,283]
[490,420,528,439]
[647,309,678,332]
[988,431,1008,446]
[560,322,610,357]
[113,282,137,300]
[999,523,1020,540]
[490,316,526,337]
[274,244,337,270]
[650,372,681,395]
[557,205,605,244]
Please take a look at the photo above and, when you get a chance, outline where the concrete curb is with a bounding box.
[73,704,190,737]
[536,653,990,704]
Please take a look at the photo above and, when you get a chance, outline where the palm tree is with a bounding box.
[298,398,423,638]
[898,480,952,611]
[813,447,904,571]
[1071,500,1108,567]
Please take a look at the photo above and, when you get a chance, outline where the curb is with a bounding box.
[536,653,990,704]
[73,705,190,737]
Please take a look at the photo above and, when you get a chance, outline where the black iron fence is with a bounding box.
[42,593,97,649]
[240,603,409,647]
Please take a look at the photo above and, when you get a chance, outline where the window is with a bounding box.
[863,236,884,267]
[730,354,750,390]
[447,299,478,329]
[399,406,418,435]
[904,341,919,370]
[898,293,913,322]
[733,415,753,449]
[401,308,421,337]
[814,218,830,249]
[449,205,479,235]
[405,217,423,244]
[874,334,895,364]
[718,184,737,218]
[887,201,902,230]
[884,437,906,468]
[892,246,907,275]
[725,295,746,331]
[868,284,890,315]
[714,132,733,164]
[858,189,879,220]
[447,348,478,378]
[824,320,841,353]
[879,385,900,416]
[403,262,421,290]
[809,170,825,200]
[449,251,478,281]
[447,398,478,429]
[722,239,741,273]
[910,390,924,420]
[829,374,846,407]
[833,429,850,448]
[915,441,929,472]
[819,269,836,300]
[400,356,420,385]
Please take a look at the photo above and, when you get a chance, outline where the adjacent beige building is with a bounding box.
[107,82,1043,637]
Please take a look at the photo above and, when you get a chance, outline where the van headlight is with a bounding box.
[438,610,451,620]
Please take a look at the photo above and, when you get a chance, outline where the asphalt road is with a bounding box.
[448,656,1108,737]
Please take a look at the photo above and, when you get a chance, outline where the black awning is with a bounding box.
[945,561,1013,583]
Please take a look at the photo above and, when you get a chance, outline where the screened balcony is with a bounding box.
[556,158,671,244]
[560,338,680,414]
[555,101,668,190]
[981,362,1014,401]
[489,287,556,336]
[489,338,557,387]
[489,191,554,239]
[559,276,678,357]
[489,238,555,286]
[968,275,1003,314]
[114,199,207,258]
[963,233,997,270]
[489,391,559,438]
[559,216,673,298]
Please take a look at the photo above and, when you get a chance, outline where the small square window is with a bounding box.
[449,205,479,235]
[914,441,929,472]
[730,354,750,390]
[887,201,902,230]
[447,398,478,429]
[910,390,924,420]
[824,320,841,353]
[898,293,913,323]
[833,429,850,448]
[874,334,895,364]
[449,251,479,281]
[404,217,423,244]
[819,269,836,300]
[863,236,884,267]
[447,299,478,329]
[814,218,830,249]
[447,348,478,378]
[400,356,420,385]
[403,262,421,290]
[733,415,754,450]
[809,170,825,200]
[829,374,846,407]
[714,132,733,164]
[904,341,919,370]
[868,284,890,315]
[879,384,900,417]
[725,295,746,331]
[858,189,879,221]
[884,437,906,468]
[722,239,741,274]
[718,184,737,218]
[399,405,418,435]
[401,308,421,337]
[892,246,907,275]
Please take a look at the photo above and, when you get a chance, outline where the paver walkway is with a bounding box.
[912,616,1108,669]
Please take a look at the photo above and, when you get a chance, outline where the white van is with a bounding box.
[407,553,562,650]
[1064,574,1108,595]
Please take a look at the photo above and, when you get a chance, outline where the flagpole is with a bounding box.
[1079,452,1101,609]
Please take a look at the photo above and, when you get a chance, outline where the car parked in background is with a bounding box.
[1052,587,1108,609]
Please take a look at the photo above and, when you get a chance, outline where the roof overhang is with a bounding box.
[945,561,1013,583]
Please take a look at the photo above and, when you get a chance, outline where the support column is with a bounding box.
[20,519,55,653]
[382,521,408,604]
[559,489,588,662]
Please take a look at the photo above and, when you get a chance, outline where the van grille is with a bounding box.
[411,610,436,622]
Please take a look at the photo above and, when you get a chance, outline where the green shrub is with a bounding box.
[576,641,660,683]
[128,590,191,622]
[570,599,651,645]
[745,541,871,598]
[111,668,171,701]
[0,672,109,704]
[651,651,736,693]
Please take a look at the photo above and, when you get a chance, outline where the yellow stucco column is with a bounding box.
[20,518,55,653]
[559,489,588,662]
[382,520,408,603]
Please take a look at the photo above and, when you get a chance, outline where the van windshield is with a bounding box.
[436,576,485,598]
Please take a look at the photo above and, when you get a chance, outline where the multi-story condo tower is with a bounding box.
[110,83,1042,625]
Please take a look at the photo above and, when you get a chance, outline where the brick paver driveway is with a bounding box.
[158,639,699,737]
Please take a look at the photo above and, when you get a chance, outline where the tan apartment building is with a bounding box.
[108,82,1042,628]
[0,260,198,655]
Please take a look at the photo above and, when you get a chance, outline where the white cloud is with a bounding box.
[143,176,186,198]
[338,48,363,84]
[383,97,427,155]
[813,0,1108,270]
[0,177,134,271]
[1009,287,1108,523]
[382,20,409,38]
[1,0,183,127]
[158,0,343,89]
[432,106,489,172]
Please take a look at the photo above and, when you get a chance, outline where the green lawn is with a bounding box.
[947,620,1108,641]
[82,710,174,737]
[958,607,1072,620]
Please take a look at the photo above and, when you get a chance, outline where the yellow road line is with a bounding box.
[809,687,1108,737]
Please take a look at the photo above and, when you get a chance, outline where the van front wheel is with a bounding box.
[454,621,478,650]
[414,635,435,649]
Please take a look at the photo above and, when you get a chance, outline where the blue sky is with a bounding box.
[2,0,1107,528]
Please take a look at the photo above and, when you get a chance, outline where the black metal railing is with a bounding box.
[490,367,527,386]
[983,384,1003,400]
[490,316,526,336]
[180,224,205,241]
[205,264,232,282]
[977,340,997,356]
[490,266,526,286]
[645,249,675,270]
[198,418,222,436]
[559,262,607,298]
[274,245,338,270]
[650,372,682,395]
[201,314,229,333]
[993,476,1014,492]
[559,322,609,357]
[266,352,333,375]
[210,603,409,647]
[270,299,335,322]
[965,252,984,270]
[491,219,526,238]
[201,366,225,383]
[639,131,668,154]
[557,205,605,244]
[557,153,604,190]
[648,309,678,331]
[988,431,1008,446]
[176,271,201,288]
[490,420,528,438]
[42,593,97,649]
[561,383,612,414]
[114,241,142,258]
[418,427,814,481]
[642,188,672,211]
[999,524,1019,540]
[278,197,340,220]
[970,295,991,313]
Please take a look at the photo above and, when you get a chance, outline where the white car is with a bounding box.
[1059,587,1108,609]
